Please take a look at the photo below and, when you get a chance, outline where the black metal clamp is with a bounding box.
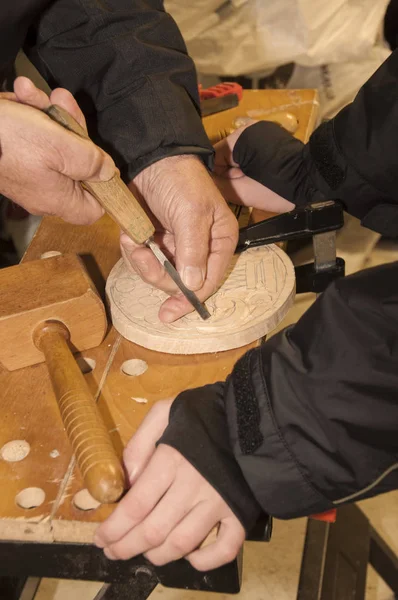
[236,200,346,294]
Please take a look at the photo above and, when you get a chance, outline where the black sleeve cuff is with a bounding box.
[307,121,398,237]
[158,383,263,534]
[86,75,214,181]
[124,145,214,183]
[226,338,334,519]
[228,263,398,517]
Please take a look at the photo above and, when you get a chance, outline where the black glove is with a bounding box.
[233,119,398,237]
[232,121,324,206]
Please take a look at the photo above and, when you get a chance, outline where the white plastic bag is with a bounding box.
[165,0,390,76]
[286,45,391,119]
[165,0,224,42]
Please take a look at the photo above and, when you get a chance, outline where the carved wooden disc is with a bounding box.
[106,245,295,354]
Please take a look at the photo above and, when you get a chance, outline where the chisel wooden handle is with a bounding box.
[33,321,125,504]
[45,104,155,245]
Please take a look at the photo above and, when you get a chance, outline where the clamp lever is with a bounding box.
[236,201,345,294]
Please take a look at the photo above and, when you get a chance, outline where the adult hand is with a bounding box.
[213,119,295,213]
[94,400,245,571]
[121,155,238,323]
[0,77,115,224]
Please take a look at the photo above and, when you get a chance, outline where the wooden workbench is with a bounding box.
[0,89,319,545]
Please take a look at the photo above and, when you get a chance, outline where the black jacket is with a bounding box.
[160,51,398,532]
[0,0,212,181]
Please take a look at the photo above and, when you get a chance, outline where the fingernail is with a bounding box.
[134,261,150,275]
[182,266,204,290]
[104,547,115,560]
[161,309,177,323]
[99,157,116,181]
[93,534,104,548]
[128,467,138,481]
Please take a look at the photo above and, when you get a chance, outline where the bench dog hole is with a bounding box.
[1,440,30,462]
[73,488,101,511]
[76,357,96,374]
[15,487,45,509]
[121,359,148,376]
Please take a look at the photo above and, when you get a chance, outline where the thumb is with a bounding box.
[14,79,115,182]
[174,210,212,291]
[15,77,88,131]
[14,76,51,110]
[50,87,87,130]
[43,113,116,182]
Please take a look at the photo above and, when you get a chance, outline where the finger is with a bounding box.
[14,78,87,132]
[213,137,238,170]
[213,165,245,179]
[222,167,246,180]
[213,122,257,170]
[144,502,221,566]
[103,478,202,561]
[186,517,245,571]
[214,173,294,212]
[94,446,177,549]
[174,209,212,292]
[14,76,51,110]
[123,400,173,484]
[0,92,17,101]
[120,235,180,296]
[13,80,113,186]
[43,121,116,182]
[50,87,87,130]
[57,184,104,225]
[120,237,195,324]
[158,234,236,323]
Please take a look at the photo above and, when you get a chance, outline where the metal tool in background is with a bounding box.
[43,105,210,321]
[199,82,243,117]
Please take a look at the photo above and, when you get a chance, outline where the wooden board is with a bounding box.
[204,88,319,145]
[107,247,295,354]
[0,254,107,371]
[0,89,319,543]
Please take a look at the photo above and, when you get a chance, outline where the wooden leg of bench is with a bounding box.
[297,504,370,600]
[369,526,398,596]
[0,576,40,600]
[94,571,157,600]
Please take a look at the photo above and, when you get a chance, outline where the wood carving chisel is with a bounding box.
[200,93,239,117]
[44,105,210,321]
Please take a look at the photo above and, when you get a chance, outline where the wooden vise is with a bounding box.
[0,254,125,504]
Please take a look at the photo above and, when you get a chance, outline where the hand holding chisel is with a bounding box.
[44,104,210,321]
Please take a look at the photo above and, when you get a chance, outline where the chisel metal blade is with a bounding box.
[146,239,211,321]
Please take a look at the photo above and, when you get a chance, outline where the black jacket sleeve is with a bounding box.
[159,262,398,529]
[23,0,213,181]
[232,50,398,238]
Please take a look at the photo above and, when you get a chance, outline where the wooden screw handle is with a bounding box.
[34,321,125,504]
[45,105,155,245]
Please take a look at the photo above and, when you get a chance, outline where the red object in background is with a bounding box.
[310,509,337,523]
[199,82,243,101]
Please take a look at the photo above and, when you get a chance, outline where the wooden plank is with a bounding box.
[0,216,121,540]
[203,88,319,144]
[51,337,260,542]
[24,215,121,294]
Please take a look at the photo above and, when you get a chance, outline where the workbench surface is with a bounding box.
[0,89,319,544]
